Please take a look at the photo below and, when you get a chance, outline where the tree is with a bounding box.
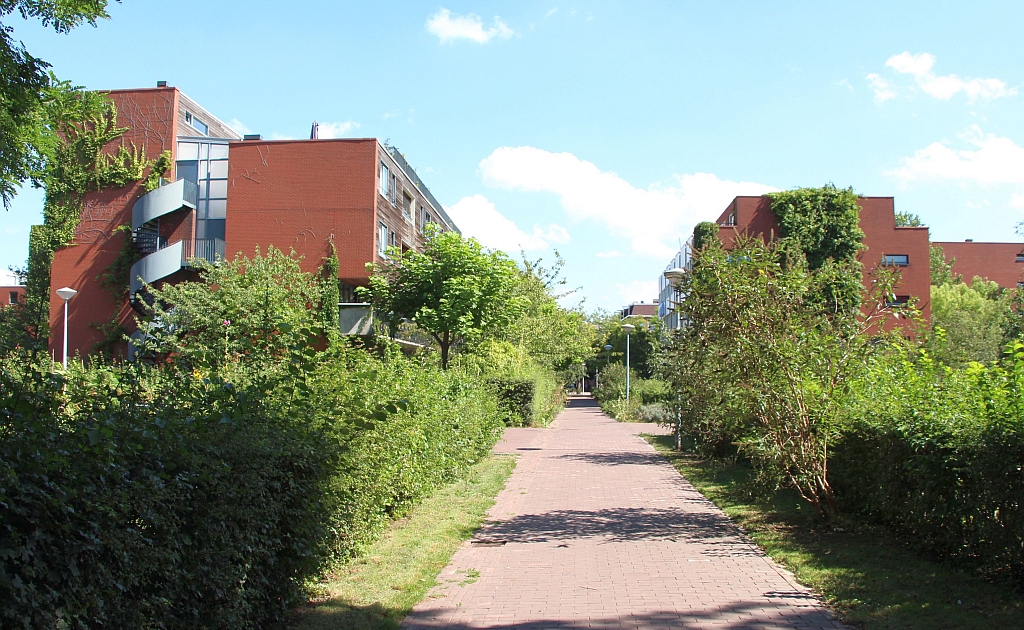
[929,243,959,286]
[894,211,923,227]
[929,278,1011,366]
[1,0,114,208]
[361,228,526,368]
[661,236,901,519]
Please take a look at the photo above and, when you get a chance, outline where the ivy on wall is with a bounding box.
[24,87,157,346]
[692,221,719,251]
[768,185,866,316]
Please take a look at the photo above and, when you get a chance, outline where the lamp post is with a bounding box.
[663,267,686,329]
[55,287,78,369]
[621,323,635,401]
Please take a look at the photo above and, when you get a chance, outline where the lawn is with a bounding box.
[645,435,1024,630]
[291,454,516,630]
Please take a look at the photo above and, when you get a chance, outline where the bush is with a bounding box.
[831,343,1024,586]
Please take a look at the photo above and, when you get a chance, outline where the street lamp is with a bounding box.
[55,286,78,369]
[621,323,635,401]
[663,268,686,329]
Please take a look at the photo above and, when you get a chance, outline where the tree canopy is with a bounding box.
[360,228,526,368]
[1,0,115,208]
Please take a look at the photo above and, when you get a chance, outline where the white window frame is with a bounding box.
[379,162,390,197]
[378,222,388,257]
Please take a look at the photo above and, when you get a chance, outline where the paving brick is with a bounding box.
[402,397,845,629]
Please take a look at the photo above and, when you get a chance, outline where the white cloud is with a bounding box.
[227,118,251,135]
[317,120,360,138]
[866,73,896,103]
[880,52,1016,102]
[479,146,775,259]
[445,194,568,253]
[615,280,658,305]
[886,125,1024,186]
[544,8,558,18]
[426,8,513,44]
[595,250,622,258]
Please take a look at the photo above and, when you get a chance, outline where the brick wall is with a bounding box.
[933,241,1024,288]
[48,87,179,358]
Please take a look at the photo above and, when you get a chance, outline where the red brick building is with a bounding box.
[1,271,25,308]
[47,84,457,358]
[932,240,1024,289]
[712,195,932,324]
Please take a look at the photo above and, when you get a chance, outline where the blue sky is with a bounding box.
[4,1,1024,310]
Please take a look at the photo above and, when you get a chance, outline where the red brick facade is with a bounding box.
[47,86,454,359]
[714,195,932,326]
[933,241,1024,289]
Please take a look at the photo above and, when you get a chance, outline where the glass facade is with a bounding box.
[176,140,230,249]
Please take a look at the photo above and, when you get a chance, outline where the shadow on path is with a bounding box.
[404,601,837,629]
[564,396,600,408]
[478,507,756,548]
[554,450,665,467]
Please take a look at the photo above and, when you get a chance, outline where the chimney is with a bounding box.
[156,81,168,87]
[243,134,263,141]
[310,121,319,140]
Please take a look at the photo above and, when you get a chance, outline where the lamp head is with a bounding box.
[56,287,78,301]
[621,323,635,334]
[663,268,686,286]
[603,344,612,351]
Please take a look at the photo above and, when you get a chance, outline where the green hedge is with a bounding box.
[0,345,503,629]
[831,348,1024,585]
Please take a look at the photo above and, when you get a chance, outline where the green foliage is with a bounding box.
[660,236,900,518]
[141,247,328,369]
[1,248,505,628]
[361,228,525,368]
[142,148,172,192]
[20,87,153,346]
[929,278,1013,366]
[0,0,112,208]
[929,242,959,286]
[832,342,1024,585]
[768,185,865,315]
[894,211,923,227]
[768,185,865,269]
[318,242,341,336]
[96,223,138,300]
[692,220,719,251]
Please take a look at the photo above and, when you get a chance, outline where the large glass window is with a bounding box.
[177,140,230,254]
[378,223,388,256]
[380,162,390,197]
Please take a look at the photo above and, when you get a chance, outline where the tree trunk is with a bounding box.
[440,331,450,369]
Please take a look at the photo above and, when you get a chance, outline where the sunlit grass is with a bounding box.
[291,455,516,630]
[646,435,1024,630]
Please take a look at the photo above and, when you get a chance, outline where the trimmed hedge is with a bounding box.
[0,346,503,629]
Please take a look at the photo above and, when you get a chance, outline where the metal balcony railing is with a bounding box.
[184,238,226,265]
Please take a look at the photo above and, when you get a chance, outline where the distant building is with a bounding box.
[932,240,1024,288]
[620,302,659,319]
[657,195,932,330]
[658,243,691,330]
[46,83,457,358]
[1,270,25,308]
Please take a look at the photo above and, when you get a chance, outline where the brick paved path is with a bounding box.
[402,397,845,630]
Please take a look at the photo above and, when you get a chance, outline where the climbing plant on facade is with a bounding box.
[23,87,155,345]
[768,185,865,316]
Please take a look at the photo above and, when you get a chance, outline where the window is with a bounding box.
[1016,254,1024,262]
[885,295,910,307]
[402,191,414,220]
[378,222,388,256]
[882,254,909,266]
[390,173,398,204]
[379,162,390,197]
[726,212,737,226]
[184,111,208,135]
[8,291,17,305]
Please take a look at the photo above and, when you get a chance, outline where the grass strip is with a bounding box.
[645,435,1024,630]
[291,454,517,630]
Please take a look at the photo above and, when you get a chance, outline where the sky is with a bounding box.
[3,1,1024,311]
